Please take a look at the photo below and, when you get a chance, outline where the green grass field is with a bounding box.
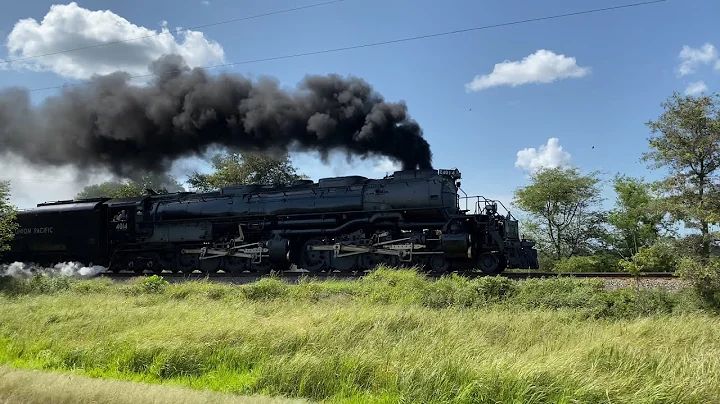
[0,367,308,404]
[0,268,719,403]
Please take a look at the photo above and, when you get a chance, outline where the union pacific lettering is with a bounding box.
[15,227,54,235]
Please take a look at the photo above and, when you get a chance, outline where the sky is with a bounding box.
[0,0,717,213]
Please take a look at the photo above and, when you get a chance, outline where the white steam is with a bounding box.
[0,261,106,278]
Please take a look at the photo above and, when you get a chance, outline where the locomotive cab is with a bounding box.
[105,198,143,247]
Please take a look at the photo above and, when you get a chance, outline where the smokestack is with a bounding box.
[0,54,433,179]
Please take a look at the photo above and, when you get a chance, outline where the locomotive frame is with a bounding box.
[3,168,539,275]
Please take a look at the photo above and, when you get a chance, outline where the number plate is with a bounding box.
[438,169,461,178]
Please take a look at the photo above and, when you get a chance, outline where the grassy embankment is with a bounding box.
[0,267,719,403]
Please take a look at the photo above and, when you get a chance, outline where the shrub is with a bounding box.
[588,288,677,319]
[514,277,605,310]
[619,241,678,275]
[0,275,73,296]
[132,275,169,294]
[553,255,621,273]
[676,257,720,309]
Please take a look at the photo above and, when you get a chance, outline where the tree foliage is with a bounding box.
[643,92,720,258]
[75,173,185,199]
[605,174,670,258]
[187,152,307,192]
[513,167,605,260]
[0,181,19,253]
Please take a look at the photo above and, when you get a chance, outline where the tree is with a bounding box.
[0,180,19,253]
[187,152,307,192]
[513,167,605,260]
[75,172,185,199]
[605,174,670,258]
[643,92,720,258]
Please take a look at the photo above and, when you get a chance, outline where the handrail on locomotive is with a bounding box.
[457,191,514,220]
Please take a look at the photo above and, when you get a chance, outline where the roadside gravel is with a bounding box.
[602,277,692,291]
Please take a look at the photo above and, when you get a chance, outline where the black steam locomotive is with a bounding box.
[3,168,538,275]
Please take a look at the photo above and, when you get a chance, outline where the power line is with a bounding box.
[0,0,346,66]
[19,0,665,94]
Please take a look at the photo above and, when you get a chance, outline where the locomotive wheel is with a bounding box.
[250,259,273,274]
[477,252,504,276]
[382,255,400,269]
[223,257,247,274]
[331,254,358,272]
[199,258,221,274]
[131,260,145,275]
[428,254,449,274]
[361,253,384,271]
[300,239,330,272]
[177,252,198,274]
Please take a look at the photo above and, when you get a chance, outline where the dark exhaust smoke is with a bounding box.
[0,54,433,179]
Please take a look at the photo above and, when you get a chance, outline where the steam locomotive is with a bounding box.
[3,168,538,275]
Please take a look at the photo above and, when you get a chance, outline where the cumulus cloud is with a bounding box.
[515,137,572,173]
[465,50,590,92]
[0,154,114,209]
[685,80,708,95]
[677,43,718,76]
[4,2,225,80]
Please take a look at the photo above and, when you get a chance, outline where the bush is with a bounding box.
[514,278,605,310]
[553,255,621,273]
[130,275,169,295]
[619,241,678,275]
[588,288,678,319]
[676,257,720,309]
[0,275,72,296]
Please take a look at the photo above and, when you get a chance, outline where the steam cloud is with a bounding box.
[0,54,433,179]
[1,262,106,278]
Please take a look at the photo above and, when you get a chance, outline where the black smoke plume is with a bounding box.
[0,54,433,180]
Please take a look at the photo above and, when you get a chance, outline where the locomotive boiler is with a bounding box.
[4,168,539,275]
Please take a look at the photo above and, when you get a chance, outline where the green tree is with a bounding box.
[513,167,605,260]
[0,180,19,253]
[75,173,185,199]
[643,92,720,258]
[606,174,670,258]
[187,152,307,192]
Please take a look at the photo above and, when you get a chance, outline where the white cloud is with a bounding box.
[373,157,402,174]
[685,80,708,95]
[465,49,590,92]
[4,2,225,80]
[515,137,572,173]
[0,154,114,209]
[201,0,210,5]
[677,43,718,76]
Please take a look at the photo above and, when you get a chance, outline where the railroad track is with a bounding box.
[97,270,678,282]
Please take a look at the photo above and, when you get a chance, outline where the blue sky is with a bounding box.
[0,0,718,211]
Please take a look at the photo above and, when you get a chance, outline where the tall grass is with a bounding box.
[0,367,308,404]
[0,267,718,403]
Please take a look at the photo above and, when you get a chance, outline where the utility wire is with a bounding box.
[0,0,346,65]
[17,0,666,94]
